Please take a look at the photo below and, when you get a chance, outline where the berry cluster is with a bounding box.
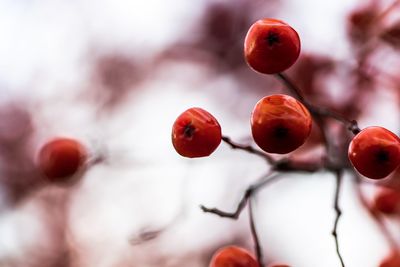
[171,18,400,267]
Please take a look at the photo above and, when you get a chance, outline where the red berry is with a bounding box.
[379,252,400,267]
[244,18,301,74]
[209,246,258,267]
[373,188,400,215]
[348,127,400,179]
[172,107,222,158]
[37,137,87,182]
[251,94,312,154]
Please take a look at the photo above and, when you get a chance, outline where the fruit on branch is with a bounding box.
[244,18,300,74]
[37,137,87,183]
[373,188,400,215]
[209,246,258,267]
[251,94,312,154]
[348,127,400,179]
[172,107,222,158]
[379,251,400,267]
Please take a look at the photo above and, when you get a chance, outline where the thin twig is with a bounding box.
[274,73,361,135]
[222,134,325,172]
[332,170,346,267]
[248,198,263,267]
[201,172,280,267]
[222,136,274,164]
[275,72,306,102]
[200,172,280,219]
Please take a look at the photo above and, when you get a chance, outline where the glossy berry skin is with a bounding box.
[348,127,400,179]
[244,18,301,74]
[209,246,258,267]
[172,107,222,158]
[373,189,400,215]
[251,94,312,154]
[379,252,400,267]
[37,137,87,182]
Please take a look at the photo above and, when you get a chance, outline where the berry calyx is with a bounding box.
[244,18,301,74]
[37,137,87,183]
[209,246,258,267]
[348,126,400,179]
[172,107,222,158]
[251,94,312,154]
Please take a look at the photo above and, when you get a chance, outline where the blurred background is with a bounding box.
[0,0,400,266]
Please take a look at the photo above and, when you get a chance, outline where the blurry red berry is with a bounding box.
[373,188,400,215]
[348,127,400,179]
[244,18,301,74]
[37,137,87,182]
[209,246,258,267]
[172,107,222,158]
[251,94,312,154]
[379,252,400,267]
[347,5,377,44]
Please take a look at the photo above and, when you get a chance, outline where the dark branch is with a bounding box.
[274,73,361,135]
[222,136,274,164]
[201,172,280,267]
[222,134,325,172]
[275,72,306,102]
[248,198,263,267]
[332,170,346,267]
[200,172,280,219]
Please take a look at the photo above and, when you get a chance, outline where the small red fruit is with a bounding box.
[348,127,400,179]
[251,94,312,154]
[37,137,87,182]
[244,18,301,74]
[209,246,258,267]
[373,188,400,215]
[172,107,222,158]
[379,252,400,267]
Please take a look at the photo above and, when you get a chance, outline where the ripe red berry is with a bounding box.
[379,252,400,267]
[348,127,400,179]
[251,94,312,154]
[37,137,87,183]
[373,188,400,215]
[244,18,301,74]
[172,107,222,158]
[209,246,258,267]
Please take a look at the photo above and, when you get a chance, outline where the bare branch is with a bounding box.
[200,172,280,219]
[222,136,274,164]
[332,170,346,267]
[275,73,361,135]
[248,198,263,267]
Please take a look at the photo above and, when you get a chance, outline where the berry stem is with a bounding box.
[222,135,325,172]
[332,170,346,267]
[248,197,264,267]
[222,136,274,164]
[275,72,306,102]
[274,73,361,135]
